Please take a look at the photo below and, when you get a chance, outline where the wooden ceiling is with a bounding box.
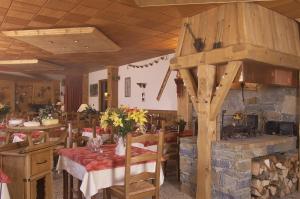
[0,0,298,73]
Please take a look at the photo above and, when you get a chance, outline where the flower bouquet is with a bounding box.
[100,106,147,155]
[0,103,10,122]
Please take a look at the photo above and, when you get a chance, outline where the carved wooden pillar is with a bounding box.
[107,66,118,108]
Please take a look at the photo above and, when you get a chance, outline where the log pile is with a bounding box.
[251,152,299,198]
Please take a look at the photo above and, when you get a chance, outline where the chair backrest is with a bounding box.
[163,132,179,161]
[124,130,164,196]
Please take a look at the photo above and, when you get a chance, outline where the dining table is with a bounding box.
[0,169,11,199]
[57,144,164,199]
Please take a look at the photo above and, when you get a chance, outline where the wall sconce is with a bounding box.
[104,92,109,99]
[136,83,146,88]
[136,82,147,102]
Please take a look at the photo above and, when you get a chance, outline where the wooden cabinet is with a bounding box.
[0,147,53,199]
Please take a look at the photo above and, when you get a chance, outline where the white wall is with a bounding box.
[89,69,107,109]
[118,54,177,110]
[88,54,177,111]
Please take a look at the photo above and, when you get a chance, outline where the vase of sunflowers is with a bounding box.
[100,106,147,156]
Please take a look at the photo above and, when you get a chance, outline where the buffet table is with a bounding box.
[57,145,164,199]
[7,124,65,145]
[7,124,64,132]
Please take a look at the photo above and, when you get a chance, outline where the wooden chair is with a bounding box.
[161,132,180,180]
[106,131,164,199]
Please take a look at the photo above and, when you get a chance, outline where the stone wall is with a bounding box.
[180,136,197,197]
[220,86,297,128]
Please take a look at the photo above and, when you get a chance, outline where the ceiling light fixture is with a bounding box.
[74,40,78,43]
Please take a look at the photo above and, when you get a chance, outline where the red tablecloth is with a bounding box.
[0,124,6,130]
[0,170,10,183]
[82,127,109,134]
[58,145,154,172]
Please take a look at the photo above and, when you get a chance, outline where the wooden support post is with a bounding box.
[82,73,89,104]
[196,64,216,199]
[179,69,199,113]
[107,66,119,108]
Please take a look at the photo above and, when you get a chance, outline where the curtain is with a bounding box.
[64,74,83,112]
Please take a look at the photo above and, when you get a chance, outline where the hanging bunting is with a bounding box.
[126,55,169,69]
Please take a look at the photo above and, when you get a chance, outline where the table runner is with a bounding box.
[58,145,155,172]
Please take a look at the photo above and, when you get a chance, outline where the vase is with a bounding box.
[115,137,126,156]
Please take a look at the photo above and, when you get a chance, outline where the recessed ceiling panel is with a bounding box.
[0,59,64,72]
[2,27,121,54]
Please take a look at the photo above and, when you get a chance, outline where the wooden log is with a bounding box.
[252,161,260,176]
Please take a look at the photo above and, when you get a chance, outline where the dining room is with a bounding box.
[0,1,300,199]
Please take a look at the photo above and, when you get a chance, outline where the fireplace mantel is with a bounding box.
[214,135,296,152]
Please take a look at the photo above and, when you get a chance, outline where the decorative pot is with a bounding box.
[115,137,126,156]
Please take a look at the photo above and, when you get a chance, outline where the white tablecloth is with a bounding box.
[56,155,164,199]
[1,183,10,199]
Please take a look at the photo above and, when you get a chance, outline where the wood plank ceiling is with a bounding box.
[0,0,298,73]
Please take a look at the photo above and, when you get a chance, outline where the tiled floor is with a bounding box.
[53,172,300,199]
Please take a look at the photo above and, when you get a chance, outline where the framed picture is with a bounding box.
[125,77,131,97]
[90,83,98,97]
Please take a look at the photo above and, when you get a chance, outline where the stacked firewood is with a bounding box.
[251,152,299,198]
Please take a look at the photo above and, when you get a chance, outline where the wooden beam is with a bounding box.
[170,44,300,71]
[134,0,276,7]
[210,61,242,120]
[196,64,216,199]
[156,67,171,101]
[179,69,199,112]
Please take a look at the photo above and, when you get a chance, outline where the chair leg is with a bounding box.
[177,159,180,181]
[70,175,73,199]
[163,161,167,177]
[77,180,82,199]
[63,171,68,199]
[105,188,112,199]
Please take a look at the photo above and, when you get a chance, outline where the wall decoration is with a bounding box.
[124,77,131,97]
[137,82,147,102]
[90,83,98,97]
[127,55,169,69]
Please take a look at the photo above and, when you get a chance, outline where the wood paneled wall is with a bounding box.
[0,79,60,112]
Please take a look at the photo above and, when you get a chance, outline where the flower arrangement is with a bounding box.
[100,106,148,138]
[0,103,10,117]
[38,104,59,121]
